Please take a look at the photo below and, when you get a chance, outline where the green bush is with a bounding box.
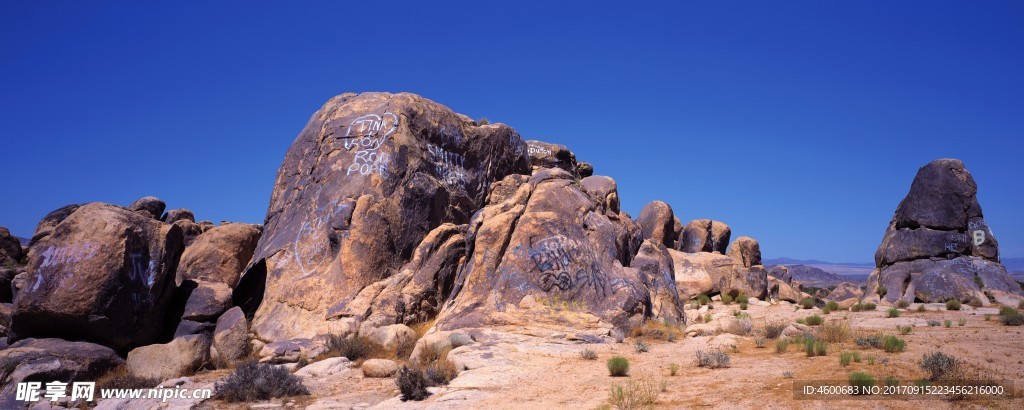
[943,319,952,328]
[696,294,710,305]
[805,315,823,326]
[722,294,734,305]
[897,325,912,335]
[920,352,958,381]
[795,318,806,325]
[608,357,630,377]
[800,298,815,309]
[804,338,827,357]
[917,304,927,312]
[958,318,966,326]
[945,299,961,311]
[736,294,749,304]
[764,322,787,339]
[1000,311,1024,326]
[775,339,789,353]
[739,301,748,310]
[669,363,679,376]
[848,372,875,394]
[825,301,839,311]
[214,362,309,403]
[884,375,899,387]
[998,306,1017,317]
[839,352,858,367]
[897,299,910,309]
[863,302,877,310]
[882,336,906,353]
[876,285,887,298]
[850,303,864,312]
[886,308,900,318]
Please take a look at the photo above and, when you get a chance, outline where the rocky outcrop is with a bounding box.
[0,338,123,408]
[636,201,675,248]
[177,223,261,287]
[211,307,249,366]
[129,196,166,220]
[867,159,1022,304]
[434,168,684,332]
[236,92,530,343]
[525,140,580,177]
[161,208,195,224]
[677,220,730,254]
[726,236,761,268]
[669,250,767,299]
[11,203,183,351]
[825,282,863,307]
[127,334,211,380]
[0,228,21,266]
[180,280,232,322]
[27,204,80,247]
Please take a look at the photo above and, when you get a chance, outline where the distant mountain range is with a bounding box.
[765,256,1024,287]
[17,236,29,246]
[763,257,875,277]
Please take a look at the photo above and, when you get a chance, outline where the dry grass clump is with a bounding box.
[95,365,159,390]
[816,320,851,343]
[763,321,788,339]
[695,349,730,369]
[396,365,430,401]
[630,319,682,342]
[608,375,661,409]
[214,361,309,403]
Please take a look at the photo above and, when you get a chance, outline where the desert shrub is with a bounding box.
[695,349,730,369]
[897,325,912,335]
[739,301,748,310]
[476,117,490,125]
[943,319,952,328]
[764,322,787,339]
[957,318,966,326]
[849,372,875,394]
[95,365,159,390]
[817,321,851,343]
[850,303,864,312]
[984,314,991,321]
[804,338,826,357]
[669,363,679,376]
[775,339,789,353]
[968,297,983,308]
[945,299,961,311]
[917,304,927,312]
[580,348,598,360]
[854,334,882,349]
[325,334,373,361]
[805,315,823,326]
[631,319,682,341]
[876,285,887,298]
[608,357,630,377]
[920,352,958,381]
[608,376,660,409]
[721,294,733,305]
[886,308,900,318]
[1000,311,1024,326]
[866,355,876,365]
[822,306,832,315]
[824,301,839,311]
[998,306,1018,317]
[863,302,877,310]
[634,339,649,353]
[703,312,713,324]
[736,294,749,304]
[396,366,430,401]
[882,336,906,353]
[800,298,814,309]
[736,317,753,335]
[795,318,806,325]
[839,352,855,367]
[696,293,710,305]
[927,320,941,327]
[423,357,459,386]
[214,362,309,403]
[754,337,767,348]
[897,299,910,309]
[884,375,899,386]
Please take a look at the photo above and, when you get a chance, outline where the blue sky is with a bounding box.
[2,1,1022,262]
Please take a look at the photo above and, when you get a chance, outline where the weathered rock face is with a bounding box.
[127,333,211,380]
[28,204,80,247]
[236,92,530,342]
[330,223,466,329]
[434,168,684,332]
[677,220,731,254]
[0,227,22,266]
[636,201,675,248]
[161,208,195,224]
[525,140,579,176]
[726,236,761,268]
[212,307,249,366]
[11,203,183,351]
[0,338,123,408]
[867,159,1022,304]
[669,250,767,299]
[826,282,863,304]
[177,223,261,287]
[630,240,685,320]
[129,196,167,220]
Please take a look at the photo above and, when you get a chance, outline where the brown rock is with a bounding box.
[174,219,207,247]
[726,236,761,268]
[826,282,864,303]
[630,240,685,320]
[212,307,249,366]
[768,276,803,303]
[177,223,261,287]
[577,162,594,178]
[181,280,233,322]
[677,220,730,254]
[361,358,399,378]
[668,249,713,299]
[434,169,683,331]
[12,203,183,350]
[525,140,579,176]
[235,92,529,342]
[28,204,80,247]
[360,324,416,353]
[636,201,675,248]
[0,227,22,266]
[0,338,123,408]
[127,334,211,380]
[128,196,166,220]
[161,208,196,224]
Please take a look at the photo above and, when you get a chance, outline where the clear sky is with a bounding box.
[2,1,1022,263]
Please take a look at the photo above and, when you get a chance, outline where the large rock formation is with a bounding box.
[525,140,582,177]
[27,204,80,247]
[0,338,123,408]
[10,203,183,350]
[235,92,530,342]
[176,223,261,287]
[434,169,685,332]
[866,159,1022,304]
[677,219,731,253]
[636,201,675,248]
[0,227,22,266]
